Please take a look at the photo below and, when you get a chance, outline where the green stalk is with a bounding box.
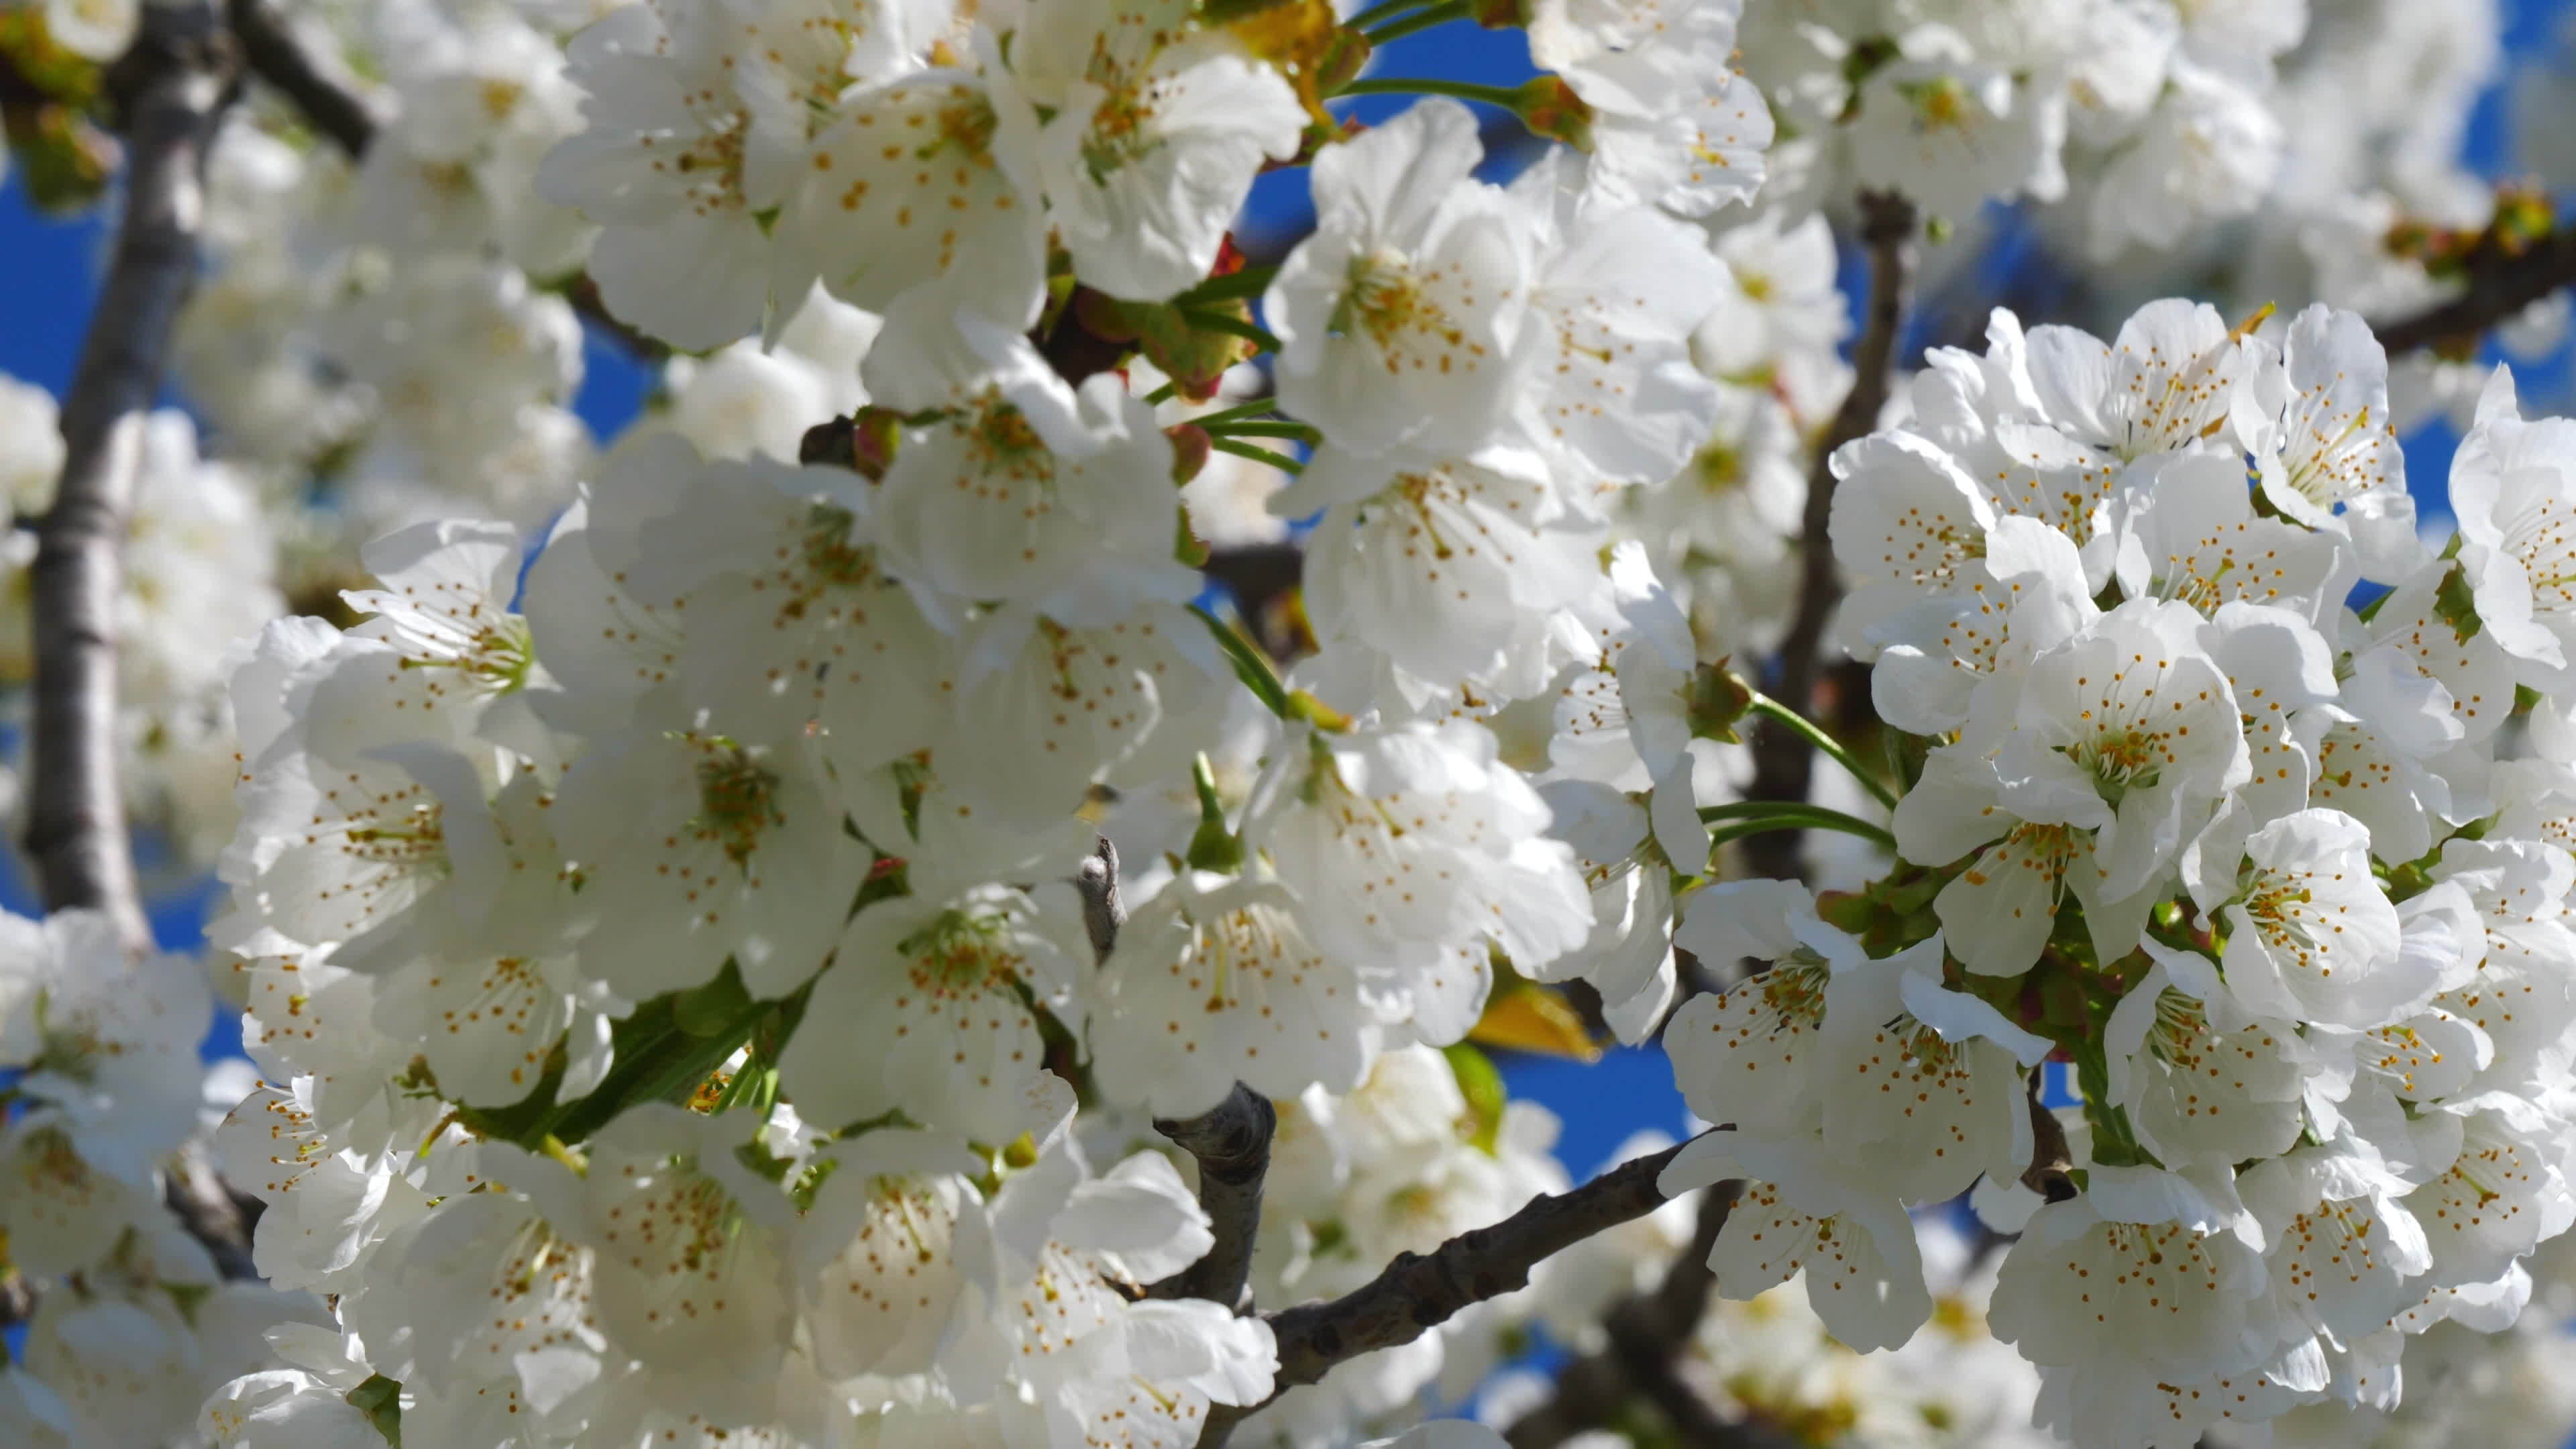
[1747,692,1902,812]
[1207,435,1306,473]
[1344,0,1428,25]
[1330,75,1525,108]
[1174,264,1281,307]
[1180,309,1285,352]
[1704,811,1897,855]
[1201,419,1322,442]
[1191,604,1291,716]
[1357,0,1471,42]
[1189,398,1295,429]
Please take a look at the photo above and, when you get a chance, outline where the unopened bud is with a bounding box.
[1316,29,1371,94]
[1173,504,1212,568]
[1514,74,1593,150]
[1683,658,1756,742]
[1167,422,1213,486]
[802,407,905,478]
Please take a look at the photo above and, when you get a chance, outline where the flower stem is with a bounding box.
[1191,398,1295,429]
[1344,0,1428,27]
[1186,753,1247,873]
[1201,419,1322,442]
[1704,813,1896,855]
[1697,801,1898,853]
[1358,0,1470,42]
[1193,604,1292,716]
[1175,264,1281,307]
[1746,692,1902,812]
[1181,309,1285,352]
[1332,74,1525,109]
[1206,435,1306,473]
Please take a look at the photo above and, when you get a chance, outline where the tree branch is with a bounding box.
[1741,189,1917,882]
[164,1138,261,1281]
[2373,229,2576,358]
[223,0,375,155]
[1198,1136,1695,1444]
[1071,836,1278,1313]
[1074,835,1124,961]
[1150,1085,1275,1311]
[27,0,236,951]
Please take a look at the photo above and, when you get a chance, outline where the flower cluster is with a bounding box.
[118,0,1786,1436]
[1657,297,2576,1449]
[1742,0,2302,252]
[0,915,325,1447]
[14,0,2576,1444]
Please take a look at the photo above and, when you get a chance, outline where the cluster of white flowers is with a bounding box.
[1660,1216,2052,1448]
[178,0,598,525]
[1739,0,2303,254]
[19,0,2576,1443]
[54,0,1776,1438]
[0,914,327,1447]
[1647,296,2576,1449]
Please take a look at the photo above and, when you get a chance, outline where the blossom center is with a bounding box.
[690,747,782,865]
[896,908,1024,996]
[2145,987,2209,1070]
[344,796,448,868]
[1336,248,1444,350]
[2067,725,2167,802]
[961,392,1055,484]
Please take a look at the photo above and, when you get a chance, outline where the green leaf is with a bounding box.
[1442,1042,1507,1153]
[674,961,753,1037]
[2432,561,2485,644]
[345,1375,404,1446]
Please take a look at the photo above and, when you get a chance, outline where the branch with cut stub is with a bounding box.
[1151,1085,1276,1311]
[1071,837,1278,1315]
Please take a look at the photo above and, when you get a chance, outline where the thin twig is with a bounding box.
[1150,1085,1275,1311]
[2373,229,2576,358]
[1199,1137,1697,1444]
[1073,835,1125,962]
[164,1138,262,1281]
[27,0,237,952]
[223,0,376,154]
[1740,189,1917,882]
